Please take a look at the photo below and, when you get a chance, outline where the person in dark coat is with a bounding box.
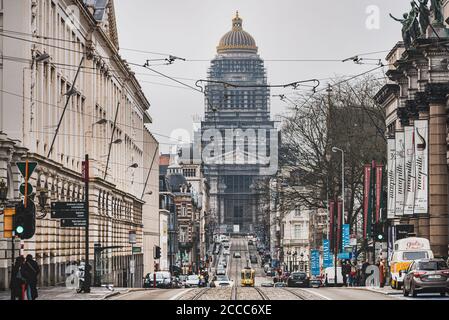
[10,256,25,300]
[22,254,40,300]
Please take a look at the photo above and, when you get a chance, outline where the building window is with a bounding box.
[180,227,188,243]
[294,225,302,239]
[181,203,187,216]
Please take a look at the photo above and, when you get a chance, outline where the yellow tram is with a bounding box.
[241,267,256,287]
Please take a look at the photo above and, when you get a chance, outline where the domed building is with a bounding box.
[200,12,277,234]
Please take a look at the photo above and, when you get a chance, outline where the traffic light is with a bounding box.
[13,200,36,240]
[373,222,387,242]
[154,245,161,259]
[3,207,16,238]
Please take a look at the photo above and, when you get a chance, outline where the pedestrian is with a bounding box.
[21,254,40,300]
[10,256,26,300]
[342,261,351,287]
[361,259,370,286]
[349,264,357,287]
[379,259,386,288]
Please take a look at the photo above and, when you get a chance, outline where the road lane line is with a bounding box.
[170,288,193,300]
[300,288,332,300]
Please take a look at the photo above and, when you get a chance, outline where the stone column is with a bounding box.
[416,92,430,239]
[426,84,449,257]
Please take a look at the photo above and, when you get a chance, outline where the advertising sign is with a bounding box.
[395,131,405,216]
[375,165,384,222]
[311,250,320,276]
[323,240,332,268]
[387,139,396,219]
[363,164,372,238]
[342,224,350,250]
[404,126,416,215]
[414,120,428,214]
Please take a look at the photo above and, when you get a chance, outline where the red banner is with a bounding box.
[363,164,372,238]
[329,200,335,253]
[82,160,89,183]
[375,164,384,223]
[337,200,342,253]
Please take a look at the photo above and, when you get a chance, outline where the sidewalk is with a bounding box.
[341,286,403,296]
[0,286,147,300]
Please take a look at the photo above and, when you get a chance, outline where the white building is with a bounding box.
[281,207,310,273]
[0,0,159,289]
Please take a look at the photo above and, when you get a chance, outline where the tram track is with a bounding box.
[191,288,211,300]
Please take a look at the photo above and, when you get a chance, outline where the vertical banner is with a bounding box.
[337,201,342,254]
[329,200,335,253]
[387,139,396,219]
[323,240,331,268]
[363,164,372,238]
[375,164,384,223]
[311,250,320,276]
[395,131,406,216]
[414,120,429,214]
[404,126,416,215]
[342,224,350,250]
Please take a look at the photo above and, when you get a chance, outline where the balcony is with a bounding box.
[281,239,309,247]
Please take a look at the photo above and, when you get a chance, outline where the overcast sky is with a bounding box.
[114,0,411,152]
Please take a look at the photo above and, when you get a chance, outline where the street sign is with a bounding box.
[16,161,38,179]
[60,219,87,228]
[129,231,137,244]
[338,252,351,260]
[233,225,240,233]
[342,224,350,249]
[19,183,33,196]
[51,202,87,219]
[323,240,332,268]
[310,250,320,276]
[132,246,142,253]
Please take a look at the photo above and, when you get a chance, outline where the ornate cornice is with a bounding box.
[373,84,400,105]
[425,83,449,104]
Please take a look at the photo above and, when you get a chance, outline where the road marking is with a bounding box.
[301,288,332,300]
[170,288,193,300]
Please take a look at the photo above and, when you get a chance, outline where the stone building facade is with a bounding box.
[0,0,159,289]
[200,12,277,234]
[375,7,449,258]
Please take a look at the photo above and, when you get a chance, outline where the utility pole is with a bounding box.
[83,155,91,293]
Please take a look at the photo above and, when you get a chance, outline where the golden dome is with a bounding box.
[217,11,258,54]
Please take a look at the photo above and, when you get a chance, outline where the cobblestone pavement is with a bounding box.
[177,287,233,300]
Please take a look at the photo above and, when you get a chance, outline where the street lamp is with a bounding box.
[37,182,49,219]
[332,147,345,225]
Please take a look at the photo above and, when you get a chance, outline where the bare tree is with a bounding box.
[269,74,386,231]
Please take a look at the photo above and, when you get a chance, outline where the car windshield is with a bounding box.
[418,261,448,271]
[292,273,307,279]
[188,275,199,280]
[216,275,229,281]
[403,251,428,260]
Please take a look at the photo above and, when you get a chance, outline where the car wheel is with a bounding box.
[410,283,417,297]
[403,285,409,297]
[397,282,402,290]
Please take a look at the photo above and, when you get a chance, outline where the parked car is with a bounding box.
[216,267,226,276]
[265,268,276,277]
[309,276,322,288]
[250,255,258,264]
[274,282,287,288]
[179,275,187,287]
[143,272,171,288]
[185,275,201,288]
[223,249,230,256]
[403,259,449,297]
[287,272,309,288]
[261,282,274,287]
[212,275,234,287]
[233,252,241,258]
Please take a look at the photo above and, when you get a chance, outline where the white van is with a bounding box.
[390,237,434,290]
[324,267,344,286]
